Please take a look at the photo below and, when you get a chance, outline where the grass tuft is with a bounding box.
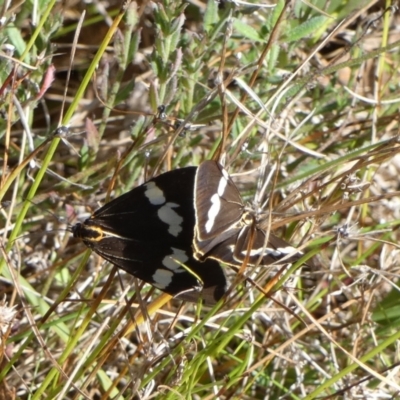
[1,0,400,398]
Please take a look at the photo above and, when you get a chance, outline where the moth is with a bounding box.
[73,167,227,304]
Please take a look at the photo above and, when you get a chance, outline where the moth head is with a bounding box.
[72,221,104,242]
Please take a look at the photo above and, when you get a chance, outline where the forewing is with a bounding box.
[194,161,243,241]
[90,167,197,245]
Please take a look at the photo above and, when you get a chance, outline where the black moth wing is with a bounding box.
[194,160,243,255]
[194,160,245,262]
[87,167,198,244]
[193,161,304,268]
[73,167,227,304]
[233,225,305,266]
[194,224,300,267]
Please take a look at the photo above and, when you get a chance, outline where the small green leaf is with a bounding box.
[127,30,141,65]
[149,82,159,111]
[285,16,328,43]
[204,0,219,34]
[233,18,264,42]
[169,22,183,54]
[207,7,232,42]
[170,12,185,35]
[125,2,139,28]
[267,42,280,71]
[7,26,27,59]
[79,143,89,169]
[153,3,170,34]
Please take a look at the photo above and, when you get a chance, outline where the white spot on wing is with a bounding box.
[206,193,221,233]
[205,175,228,233]
[144,182,165,205]
[276,246,300,255]
[158,202,183,236]
[152,269,173,289]
[230,245,299,257]
[162,247,188,271]
[217,175,228,196]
